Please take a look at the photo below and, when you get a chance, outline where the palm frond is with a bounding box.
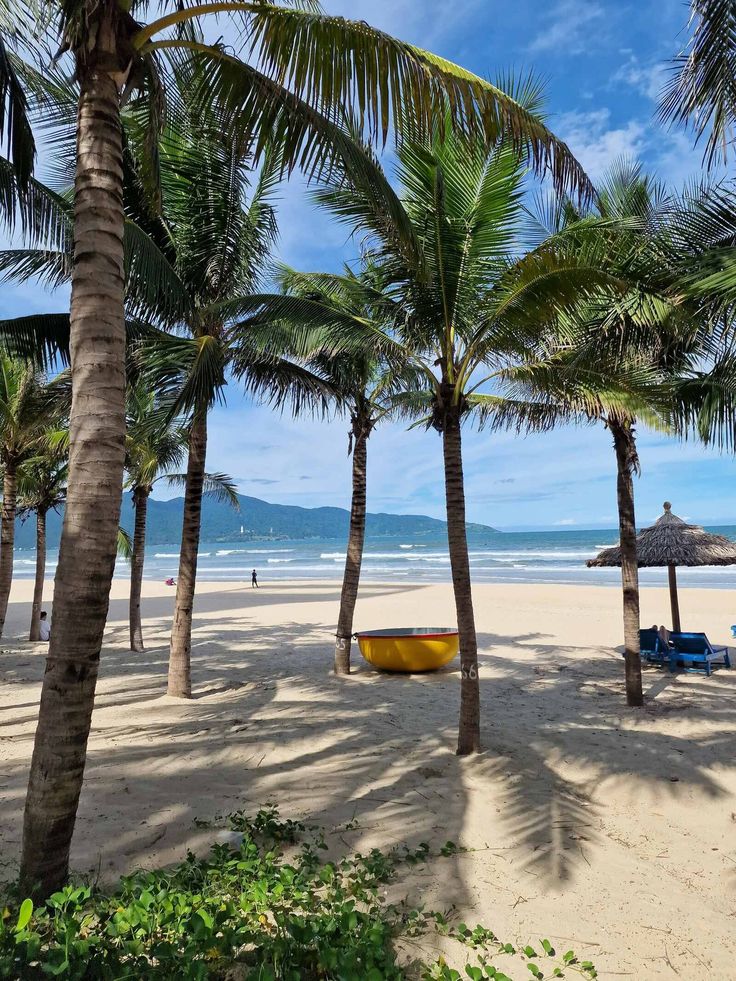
[658,0,736,167]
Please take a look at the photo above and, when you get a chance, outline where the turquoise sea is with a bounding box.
[13,525,736,588]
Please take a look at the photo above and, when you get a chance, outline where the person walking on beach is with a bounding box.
[251,569,259,588]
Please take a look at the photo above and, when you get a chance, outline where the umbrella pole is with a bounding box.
[667,564,681,633]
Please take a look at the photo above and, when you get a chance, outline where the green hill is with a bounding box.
[14,494,498,548]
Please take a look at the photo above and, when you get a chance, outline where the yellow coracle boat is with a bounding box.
[355,627,459,673]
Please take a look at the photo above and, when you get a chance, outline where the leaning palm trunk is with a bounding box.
[20,54,126,898]
[129,486,149,652]
[610,419,643,707]
[168,410,207,697]
[0,462,18,636]
[29,508,47,641]
[334,414,371,675]
[442,406,481,755]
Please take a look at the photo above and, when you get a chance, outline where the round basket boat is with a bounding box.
[355,627,459,673]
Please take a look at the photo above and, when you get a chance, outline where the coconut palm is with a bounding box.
[256,265,414,675]
[659,0,736,167]
[295,110,600,753]
[125,385,238,652]
[17,443,68,641]
[125,388,188,652]
[0,356,64,638]
[0,57,336,689]
[480,163,710,706]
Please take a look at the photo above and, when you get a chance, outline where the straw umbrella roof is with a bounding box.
[587,502,736,568]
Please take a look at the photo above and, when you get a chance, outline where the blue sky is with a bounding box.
[4,0,736,530]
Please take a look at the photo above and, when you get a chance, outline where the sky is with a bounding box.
[4,0,736,531]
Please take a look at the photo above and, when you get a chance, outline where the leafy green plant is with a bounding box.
[0,808,597,980]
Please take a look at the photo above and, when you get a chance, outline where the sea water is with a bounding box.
[13,526,736,588]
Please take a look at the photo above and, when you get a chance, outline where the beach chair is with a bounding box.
[668,633,732,676]
[638,628,667,665]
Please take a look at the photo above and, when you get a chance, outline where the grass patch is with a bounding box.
[1,807,597,980]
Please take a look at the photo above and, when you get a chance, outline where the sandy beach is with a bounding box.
[1,577,735,978]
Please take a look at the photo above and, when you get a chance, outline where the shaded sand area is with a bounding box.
[1,578,736,977]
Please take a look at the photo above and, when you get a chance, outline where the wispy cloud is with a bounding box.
[529,0,605,55]
[555,108,645,179]
[610,53,665,102]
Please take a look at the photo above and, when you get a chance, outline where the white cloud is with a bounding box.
[554,518,577,526]
[555,108,646,180]
[529,0,605,55]
[611,54,666,102]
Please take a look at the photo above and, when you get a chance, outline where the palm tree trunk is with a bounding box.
[0,461,17,637]
[442,408,481,755]
[168,410,207,697]
[29,508,47,642]
[20,43,126,899]
[129,487,149,652]
[610,419,643,707]
[334,413,370,675]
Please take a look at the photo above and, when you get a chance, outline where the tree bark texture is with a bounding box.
[168,411,208,698]
[611,419,643,707]
[129,486,149,652]
[29,508,47,641]
[20,34,126,898]
[0,462,18,637]
[334,412,371,675]
[442,409,481,755]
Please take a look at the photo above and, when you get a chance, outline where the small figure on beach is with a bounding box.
[251,569,259,589]
[39,610,50,642]
[165,577,176,586]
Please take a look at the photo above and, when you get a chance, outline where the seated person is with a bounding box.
[39,610,51,641]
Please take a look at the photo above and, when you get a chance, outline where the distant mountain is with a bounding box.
[14,494,498,549]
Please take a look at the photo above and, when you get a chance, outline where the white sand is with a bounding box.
[1,577,735,978]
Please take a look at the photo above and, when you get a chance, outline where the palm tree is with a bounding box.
[0,356,63,637]
[298,115,595,753]
[125,387,188,652]
[659,0,736,167]
[17,444,68,641]
[125,385,238,652]
[259,265,412,675]
[483,163,707,706]
[0,58,335,689]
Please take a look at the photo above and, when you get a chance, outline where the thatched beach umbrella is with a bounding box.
[587,502,736,632]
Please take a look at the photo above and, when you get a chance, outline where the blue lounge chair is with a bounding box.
[668,633,732,676]
[638,628,667,666]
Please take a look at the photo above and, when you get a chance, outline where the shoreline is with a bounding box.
[8,573,736,589]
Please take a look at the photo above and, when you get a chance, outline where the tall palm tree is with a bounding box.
[259,265,412,675]
[125,385,238,652]
[125,387,188,652]
[659,0,736,167]
[0,356,63,637]
[298,115,595,753]
[483,163,707,706]
[17,444,68,641]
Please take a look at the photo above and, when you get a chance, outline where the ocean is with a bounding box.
[12,525,736,588]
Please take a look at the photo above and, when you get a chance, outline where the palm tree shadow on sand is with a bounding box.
[2,605,734,928]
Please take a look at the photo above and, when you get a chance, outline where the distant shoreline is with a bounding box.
[16,574,736,592]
